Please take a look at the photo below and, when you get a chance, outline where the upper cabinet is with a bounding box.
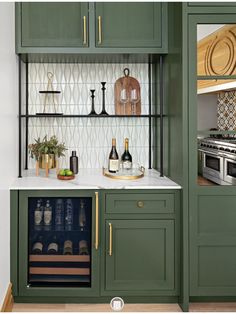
[94,3,166,48]
[15,2,168,55]
[20,3,89,47]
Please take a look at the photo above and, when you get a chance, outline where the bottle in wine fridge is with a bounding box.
[121,138,132,170]
[47,235,59,254]
[34,199,44,230]
[44,199,52,230]
[108,138,119,173]
[55,199,64,231]
[63,240,73,255]
[79,199,86,231]
[65,199,73,231]
[79,240,89,255]
[32,235,43,254]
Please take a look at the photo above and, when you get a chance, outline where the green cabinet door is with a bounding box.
[190,192,236,296]
[95,3,166,48]
[105,219,176,295]
[18,190,100,297]
[21,3,89,47]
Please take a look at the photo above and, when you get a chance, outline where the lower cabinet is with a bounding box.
[104,220,175,294]
[190,192,236,296]
[11,189,179,301]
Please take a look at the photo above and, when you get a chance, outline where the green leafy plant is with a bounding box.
[28,135,67,160]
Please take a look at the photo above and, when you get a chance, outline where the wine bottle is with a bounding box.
[32,235,43,254]
[63,240,73,255]
[55,199,64,231]
[108,138,119,173]
[121,138,132,170]
[70,151,78,174]
[79,200,86,231]
[79,240,89,255]
[34,199,43,230]
[65,199,73,231]
[47,236,59,254]
[44,199,52,230]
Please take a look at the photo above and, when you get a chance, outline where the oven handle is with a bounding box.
[199,149,225,158]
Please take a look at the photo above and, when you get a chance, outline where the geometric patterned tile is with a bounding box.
[25,63,154,169]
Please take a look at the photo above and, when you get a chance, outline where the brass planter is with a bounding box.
[39,154,56,169]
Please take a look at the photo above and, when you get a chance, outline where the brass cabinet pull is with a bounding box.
[137,201,144,208]
[109,223,112,256]
[95,192,99,250]
[83,16,87,45]
[98,16,102,44]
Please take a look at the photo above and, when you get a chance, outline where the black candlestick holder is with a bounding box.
[88,89,97,115]
[99,82,109,115]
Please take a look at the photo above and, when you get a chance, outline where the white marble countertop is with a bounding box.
[10,169,181,190]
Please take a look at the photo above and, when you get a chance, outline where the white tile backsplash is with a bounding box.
[26,63,152,169]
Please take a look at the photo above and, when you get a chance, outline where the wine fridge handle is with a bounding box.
[95,192,99,250]
[109,223,112,256]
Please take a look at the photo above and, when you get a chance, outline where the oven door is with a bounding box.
[224,158,236,185]
[202,151,224,182]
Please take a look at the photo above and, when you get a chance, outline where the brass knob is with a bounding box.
[137,201,144,208]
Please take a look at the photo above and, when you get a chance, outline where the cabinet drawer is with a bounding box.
[106,193,174,214]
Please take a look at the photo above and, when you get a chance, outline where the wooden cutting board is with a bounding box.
[114,68,141,115]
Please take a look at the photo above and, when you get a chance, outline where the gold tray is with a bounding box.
[103,166,145,180]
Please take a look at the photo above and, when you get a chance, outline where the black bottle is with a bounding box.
[70,151,78,174]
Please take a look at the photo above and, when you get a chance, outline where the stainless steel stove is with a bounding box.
[198,137,236,185]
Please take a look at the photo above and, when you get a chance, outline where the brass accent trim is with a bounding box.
[95,191,99,250]
[98,16,102,44]
[83,16,87,45]
[103,167,145,180]
[0,283,13,312]
[109,223,112,256]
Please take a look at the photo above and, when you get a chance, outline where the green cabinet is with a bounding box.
[102,190,180,297]
[190,192,236,296]
[15,2,168,54]
[20,3,89,47]
[95,3,166,48]
[104,219,175,294]
[11,189,179,302]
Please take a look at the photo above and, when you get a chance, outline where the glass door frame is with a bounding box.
[188,14,236,191]
[18,189,100,297]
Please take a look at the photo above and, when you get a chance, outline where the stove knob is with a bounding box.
[225,148,230,152]
[219,147,224,150]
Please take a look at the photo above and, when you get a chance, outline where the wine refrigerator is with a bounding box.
[18,190,99,296]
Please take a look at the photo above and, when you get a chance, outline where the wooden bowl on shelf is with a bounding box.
[57,174,75,181]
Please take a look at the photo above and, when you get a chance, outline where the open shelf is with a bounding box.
[20,114,164,118]
[198,130,236,136]
[39,91,61,94]
[197,75,236,80]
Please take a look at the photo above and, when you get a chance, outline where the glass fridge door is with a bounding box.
[28,197,92,287]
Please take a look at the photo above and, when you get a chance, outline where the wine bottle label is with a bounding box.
[34,210,43,225]
[109,159,119,171]
[44,210,52,225]
[122,161,132,170]
[48,242,58,252]
[33,242,43,252]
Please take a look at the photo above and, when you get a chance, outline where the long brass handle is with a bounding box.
[83,16,87,45]
[98,16,102,44]
[109,223,112,256]
[95,192,99,250]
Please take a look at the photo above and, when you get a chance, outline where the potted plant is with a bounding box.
[28,135,67,176]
